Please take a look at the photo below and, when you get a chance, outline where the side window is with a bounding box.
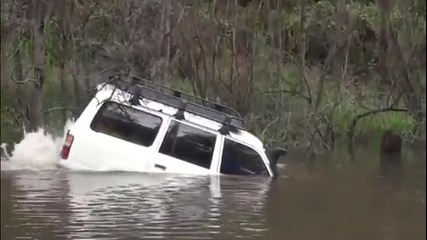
[90,101,162,147]
[159,120,217,169]
[220,139,269,175]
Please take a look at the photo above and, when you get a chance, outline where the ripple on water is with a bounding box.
[2,171,271,239]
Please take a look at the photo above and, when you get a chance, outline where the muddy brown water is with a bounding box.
[1,148,425,240]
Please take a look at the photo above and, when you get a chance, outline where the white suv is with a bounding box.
[58,77,287,177]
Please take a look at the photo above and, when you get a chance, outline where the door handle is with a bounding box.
[155,164,166,171]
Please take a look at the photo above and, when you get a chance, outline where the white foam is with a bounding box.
[277,163,287,169]
[1,119,75,171]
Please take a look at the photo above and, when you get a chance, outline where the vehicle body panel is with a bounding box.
[59,83,277,177]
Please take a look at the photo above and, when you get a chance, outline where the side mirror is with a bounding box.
[266,146,288,177]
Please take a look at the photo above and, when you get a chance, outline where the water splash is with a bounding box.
[1,119,75,171]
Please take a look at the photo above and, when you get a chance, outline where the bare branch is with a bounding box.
[314,128,331,151]
[347,107,409,141]
[11,65,37,84]
[43,107,77,115]
[10,76,37,84]
[262,88,311,104]
[163,6,185,39]
[217,74,233,93]
[8,107,24,127]
[83,67,119,80]
[261,117,280,137]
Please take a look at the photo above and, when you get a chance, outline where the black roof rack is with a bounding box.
[106,75,246,130]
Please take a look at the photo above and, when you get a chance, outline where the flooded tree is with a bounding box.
[379,129,403,180]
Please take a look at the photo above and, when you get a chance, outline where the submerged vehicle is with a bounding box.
[58,75,287,177]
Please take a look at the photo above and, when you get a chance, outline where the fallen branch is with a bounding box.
[347,107,409,141]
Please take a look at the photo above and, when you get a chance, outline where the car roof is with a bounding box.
[94,83,265,151]
[101,78,246,130]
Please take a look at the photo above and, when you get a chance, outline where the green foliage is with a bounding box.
[357,112,417,134]
[0,0,425,153]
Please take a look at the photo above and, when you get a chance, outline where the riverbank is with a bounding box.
[0,117,424,161]
[1,66,425,151]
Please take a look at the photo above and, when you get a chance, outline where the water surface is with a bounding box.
[1,148,426,240]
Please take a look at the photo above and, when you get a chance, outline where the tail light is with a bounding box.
[60,131,74,160]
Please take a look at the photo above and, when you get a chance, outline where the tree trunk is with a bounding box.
[28,0,47,132]
[378,12,391,86]
[59,62,67,124]
[163,0,171,84]
[71,60,81,111]
[12,48,29,130]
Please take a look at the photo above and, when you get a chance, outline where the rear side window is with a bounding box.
[159,120,217,169]
[220,139,269,175]
[90,101,162,147]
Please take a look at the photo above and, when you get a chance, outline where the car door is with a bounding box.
[154,119,222,175]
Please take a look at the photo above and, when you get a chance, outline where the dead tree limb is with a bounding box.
[347,107,409,141]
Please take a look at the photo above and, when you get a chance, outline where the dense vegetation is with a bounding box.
[1,0,425,155]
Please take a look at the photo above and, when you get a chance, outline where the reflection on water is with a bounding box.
[1,149,426,240]
[1,172,271,239]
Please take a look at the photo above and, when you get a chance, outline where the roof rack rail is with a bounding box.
[106,74,246,130]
